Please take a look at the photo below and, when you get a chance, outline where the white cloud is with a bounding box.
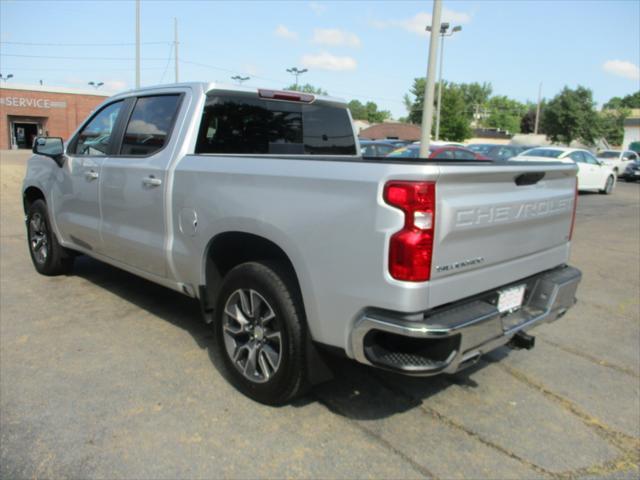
[274,24,298,40]
[242,63,259,76]
[308,2,326,15]
[371,9,472,36]
[301,51,357,71]
[313,28,361,48]
[603,60,640,81]
[103,80,128,91]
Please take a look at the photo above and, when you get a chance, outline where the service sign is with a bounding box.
[0,96,67,109]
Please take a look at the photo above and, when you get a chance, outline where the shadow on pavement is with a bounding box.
[71,254,506,420]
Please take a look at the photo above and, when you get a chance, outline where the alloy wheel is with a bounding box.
[222,289,283,383]
[29,213,48,264]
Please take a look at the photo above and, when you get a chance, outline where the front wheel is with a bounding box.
[26,199,74,276]
[600,175,615,195]
[213,261,307,405]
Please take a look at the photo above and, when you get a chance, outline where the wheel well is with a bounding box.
[202,232,302,313]
[23,187,45,214]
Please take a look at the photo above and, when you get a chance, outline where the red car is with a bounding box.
[387,144,490,160]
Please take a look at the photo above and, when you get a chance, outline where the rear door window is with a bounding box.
[120,94,181,156]
[195,93,356,155]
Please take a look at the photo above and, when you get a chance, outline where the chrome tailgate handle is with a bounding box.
[142,176,162,187]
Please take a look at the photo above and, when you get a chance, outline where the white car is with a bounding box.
[515,147,616,194]
[596,150,639,176]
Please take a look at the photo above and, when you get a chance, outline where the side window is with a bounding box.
[361,144,376,156]
[569,151,585,163]
[624,151,638,161]
[73,101,124,156]
[453,149,475,160]
[377,145,395,156]
[583,152,599,165]
[433,149,454,160]
[120,95,181,156]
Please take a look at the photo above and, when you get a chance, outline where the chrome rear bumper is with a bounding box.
[350,266,582,376]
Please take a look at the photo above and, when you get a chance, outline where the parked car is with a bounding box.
[466,143,498,156]
[360,140,399,158]
[387,144,490,160]
[515,147,616,194]
[24,82,581,405]
[596,150,639,176]
[622,160,640,182]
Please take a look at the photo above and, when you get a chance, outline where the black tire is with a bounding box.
[212,261,307,405]
[26,199,74,276]
[600,176,615,195]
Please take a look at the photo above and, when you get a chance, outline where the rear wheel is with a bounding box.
[26,199,74,275]
[600,175,614,195]
[213,261,307,405]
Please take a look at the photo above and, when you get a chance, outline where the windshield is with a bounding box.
[467,144,495,154]
[387,146,420,158]
[596,151,621,159]
[520,148,564,158]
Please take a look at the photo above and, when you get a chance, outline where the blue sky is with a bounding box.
[1,0,639,118]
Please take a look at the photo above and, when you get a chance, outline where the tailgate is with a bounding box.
[432,163,577,281]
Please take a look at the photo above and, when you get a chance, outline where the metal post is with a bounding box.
[435,34,445,141]
[419,0,442,157]
[135,0,141,88]
[174,18,179,83]
[534,82,542,135]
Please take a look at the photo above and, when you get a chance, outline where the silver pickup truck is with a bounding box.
[23,82,582,404]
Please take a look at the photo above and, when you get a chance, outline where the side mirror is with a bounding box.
[33,137,65,167]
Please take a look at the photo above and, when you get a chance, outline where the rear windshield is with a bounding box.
[521,148,564,158]
[596,151,620,158]
[195,93,356,155]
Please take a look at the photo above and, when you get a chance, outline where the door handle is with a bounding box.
[142,175,162,187]
[85,170,99,181]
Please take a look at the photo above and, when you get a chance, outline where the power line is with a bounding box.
[1,53,167,61]
[0,40,169,47]
[158,44,174,84]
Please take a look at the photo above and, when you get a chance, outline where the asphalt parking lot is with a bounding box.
[1,150,639,479]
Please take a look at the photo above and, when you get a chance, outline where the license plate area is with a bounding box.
[497,284,526,314]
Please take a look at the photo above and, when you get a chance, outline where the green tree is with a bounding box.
[542,86,601,145]
[437,82,473,141]
[348,100,391,123]
[599,107,629,146]
[405,78,471,141]
[459,82,493,119]
[484,95,527,134]
[604,91,640,110]
[286,83,328,95]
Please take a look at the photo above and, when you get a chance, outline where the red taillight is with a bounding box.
[258,89,314,103]
[569,177,578,240]
[384,181,436,282]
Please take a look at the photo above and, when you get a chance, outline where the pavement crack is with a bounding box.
[370,373,555,478]
[497,363,640,467]
[314,394,438,479]
[539,336,640,379]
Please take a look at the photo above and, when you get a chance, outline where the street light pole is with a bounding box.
[286,67,308,88]
[419,0,442,158]
[231,75,250,85]
[433,24,462,141]
[0,73,14,82]
[174,17,179,83]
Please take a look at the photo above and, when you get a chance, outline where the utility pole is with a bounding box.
[174,18,179,83]
[534,82,543,135]
[419,0,442,157]
[135,0,141,88]
[431,23,462,141]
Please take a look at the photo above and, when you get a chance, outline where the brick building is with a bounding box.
[0,84,111,150]
[358,122,422,142]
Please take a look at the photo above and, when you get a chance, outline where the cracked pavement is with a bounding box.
[1,150,639,479]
